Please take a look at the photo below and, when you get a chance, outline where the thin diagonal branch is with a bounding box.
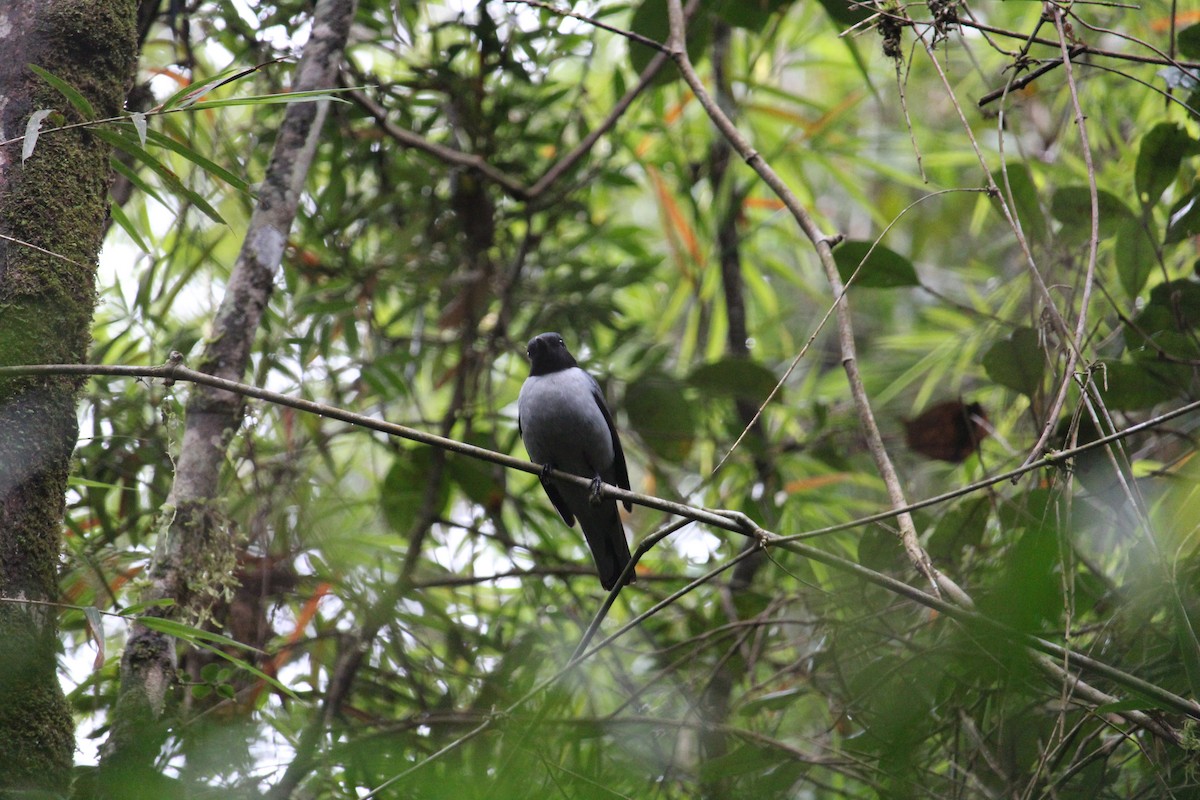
[661,0,964,604]
[7,357,1198,736]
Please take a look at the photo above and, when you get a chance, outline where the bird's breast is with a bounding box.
[518,369,615,477]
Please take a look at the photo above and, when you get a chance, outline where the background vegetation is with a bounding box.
[10,0,1200,797]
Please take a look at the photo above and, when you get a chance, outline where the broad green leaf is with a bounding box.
[1135,122,1198,204]
[815,0,873,25]
[982,327,1044,396]
[927,498,990,561]
[382,448,449,531]
[993,163,1047,244]
[624,371,697,462]
[1093,361,1182,411]
[833,240,919,288]
[1165,185,1200,244]
[686,358,779,401]
[1114,218,1157,299]
[628,0,711,85]
[1050,186,1135,241]
[1179,23,1200,59]
[714,0,794,29]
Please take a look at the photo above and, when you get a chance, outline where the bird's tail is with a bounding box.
[571,489,634,590]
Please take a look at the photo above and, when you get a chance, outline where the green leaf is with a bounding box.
[1094,360,1183,411]
[993,163,1047,244]
[1135,122,1198,204]
[982,327,1044,396]
[1179,23,1200,59]
[28,64,96,119]
[714,0,794,29]
[139,616,297,699]
[108,201,152,253]
[93,126,227,224]
[181,89,349,111]
[118,598,176,616]
[738,687,803,714]
[382,448,449,531]
[686,358,779,401]
[144,128,253,194]
[1165,186,1200,244]
[138,615,260,651]
[1114,218,1157,299]
[624,371,697,462]
[446,432,505,510]
[628,0,711,86]
[833,240,919,288]
[927,498,990,561]
[814,0,873,26]
[858,527,903,572]
[1050,186,1135,241]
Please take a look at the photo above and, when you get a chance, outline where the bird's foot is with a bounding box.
[539,462,554,484]
[588,476,604,506]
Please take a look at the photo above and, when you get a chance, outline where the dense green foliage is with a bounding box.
[46,0,1200,796]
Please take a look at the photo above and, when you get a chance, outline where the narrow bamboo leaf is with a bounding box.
[158,60,285,111]
[183,89,349,111]
[94,127,226,224]
[144,129,251,193]
[137,615,261,651]
[109,201,151,253]
[28,64,96,119]
[117,598,176,616]
[110,156,169,208]
[21,109,53,162]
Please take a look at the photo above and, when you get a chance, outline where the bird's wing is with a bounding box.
[542,481,576,527]
[590,376,632,511]
[519,404,575,526]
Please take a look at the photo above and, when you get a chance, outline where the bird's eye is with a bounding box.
[557,338,564,345]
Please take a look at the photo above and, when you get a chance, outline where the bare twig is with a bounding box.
[661,0,964,604]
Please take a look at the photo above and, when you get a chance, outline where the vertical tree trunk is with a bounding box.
[0,0,138,794]
[99,0,357,790]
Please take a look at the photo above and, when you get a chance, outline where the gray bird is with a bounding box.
[517,332,634,590]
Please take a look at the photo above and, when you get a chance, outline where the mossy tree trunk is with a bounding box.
[0,1,138,795]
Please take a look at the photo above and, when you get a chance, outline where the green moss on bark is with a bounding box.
[0,0,140,796]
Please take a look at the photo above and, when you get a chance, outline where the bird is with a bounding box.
[517,332,634,590]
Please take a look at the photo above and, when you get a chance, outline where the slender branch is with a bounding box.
[1018,8,1101,468]
[9,358,1198,548]
[11,356,1200,735]
[661,0,964,604]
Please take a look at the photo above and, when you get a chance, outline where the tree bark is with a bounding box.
[0,0,138,794]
